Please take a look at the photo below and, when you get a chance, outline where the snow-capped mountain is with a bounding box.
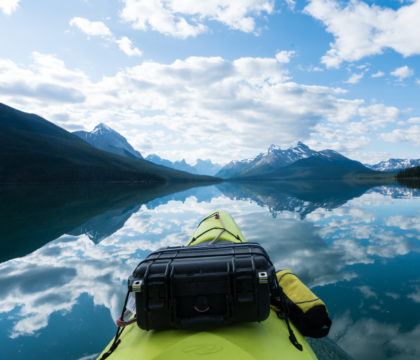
[216,142,372,179]
[217,142,324,178]
[193,159,223,176]
[214,158,254,179]
[145,154,197,174]
[146,155,222,176]
[72,124,222,176]
[73,123,142,159]
[367,158,420,172]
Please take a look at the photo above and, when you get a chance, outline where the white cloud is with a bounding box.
[275,50,296,64]
[283,0,296,11]
[69,17,113,38]
[330,314,420,360]
[116,36,143,57]
[0,235,131,338]
[120,0,274,38]
[0,52,413,163]
[386,215,420,232]
[391,65,414,80]
[307,102,401,159]
[358,285,377,298]
[381,125,420,146]
[408,287,420,303]
[77,354,99,360]
[304,0,420,67]
[0,52,87,104]
[70,17,142,57]
[345,72,364,84]
[371,71,385,78]
[0,0,19,15]
[297,65,325,73]
[407,117,420,125]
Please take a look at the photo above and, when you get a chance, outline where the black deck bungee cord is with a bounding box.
[99,288,132,360]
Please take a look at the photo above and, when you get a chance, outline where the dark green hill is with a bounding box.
[0,103,216,184]
[273,155,376,180]
[396,166,420,189]
[396,166,420,179]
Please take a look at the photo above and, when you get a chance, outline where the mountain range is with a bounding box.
[216,142,379,180]
[72,121,417,179]
[73,123,143,159]
[0,103,215,184]
[72,123,222,175]
[366,159,420,172]
[145,155,222,176]
[1,102,417,183]
[217,142,317,178]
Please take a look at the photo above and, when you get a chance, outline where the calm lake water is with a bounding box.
[0,181,419,360]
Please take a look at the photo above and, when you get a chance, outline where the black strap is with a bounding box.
[99,289,131,360]
[284,315,303,351]
[99,327,124,360]
[196,211,220,227]
[272,285,303,352]
[189,226,241,244]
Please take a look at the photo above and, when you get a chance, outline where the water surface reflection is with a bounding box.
[0,181,418,360]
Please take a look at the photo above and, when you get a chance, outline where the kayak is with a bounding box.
[98,210,317,359]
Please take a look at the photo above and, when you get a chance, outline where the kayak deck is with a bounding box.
[188,210,246,245]
[98,210,317,359]
[99,311,317,359]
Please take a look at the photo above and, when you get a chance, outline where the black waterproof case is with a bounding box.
[129,243,276,330]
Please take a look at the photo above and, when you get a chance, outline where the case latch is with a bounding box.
[132,279,143,292]
[258,272,268,284]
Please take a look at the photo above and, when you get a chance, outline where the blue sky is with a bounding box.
[0,0,419,164]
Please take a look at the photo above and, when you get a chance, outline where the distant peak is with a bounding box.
[293,141,310,150]
[268,144,282,152]
[267,142,310,153]
[146,154,161,160]
[93,123,115,133]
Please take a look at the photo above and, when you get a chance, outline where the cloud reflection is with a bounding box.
[331,313,420,360]
[0,182,418,348]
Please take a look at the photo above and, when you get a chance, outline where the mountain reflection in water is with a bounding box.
[0,181,418,360]
[0,183,213,261]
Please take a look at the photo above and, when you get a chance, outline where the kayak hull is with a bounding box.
[100,312,317,360]
[98,210,317,360]
[188,210,246,245]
